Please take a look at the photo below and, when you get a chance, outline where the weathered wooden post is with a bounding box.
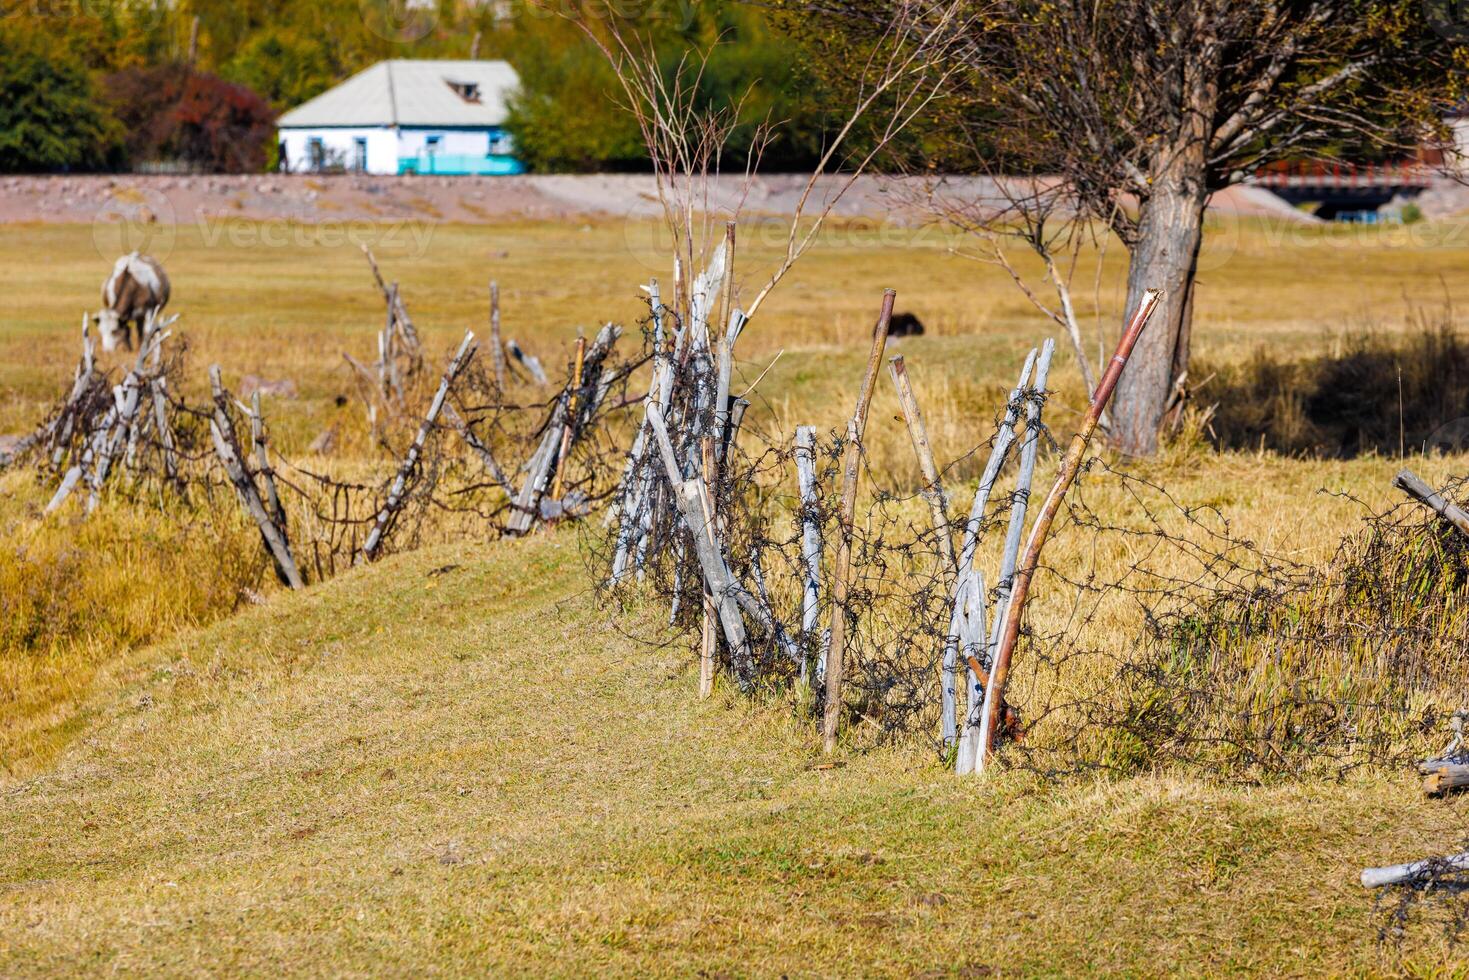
[1393,469,1469,540]
[822,288,896,755]
[957,339,1053,775]
[250,391,289,531]
[976,289,1161,769]
[699,435,718,699]
[150,377,179,487]
[362,330,478,562]
[794,425,824,684]
[646,402,752,675]
[209,365,305,590]
[888,355,955,570]
[549,332,587,502]
[488,279,508,391]
[936,349,1036,750]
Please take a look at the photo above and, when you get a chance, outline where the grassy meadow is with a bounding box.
[4,212,1469,971]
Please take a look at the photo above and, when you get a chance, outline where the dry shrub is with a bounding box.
[1200,309,1469,458]
[1104,492,1469,777]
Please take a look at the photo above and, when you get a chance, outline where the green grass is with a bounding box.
[1,532,1466,974]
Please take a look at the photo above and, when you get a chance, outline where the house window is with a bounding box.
[425,134,443,155]
[353,137,368,172]
[488,130,512,156]
[307,137,325,171]
[447,79,482,104]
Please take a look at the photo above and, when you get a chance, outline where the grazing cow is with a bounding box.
[888,311,925,337]
[96,253,170,352]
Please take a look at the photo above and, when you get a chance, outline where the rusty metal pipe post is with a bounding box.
[975,288,1162,768]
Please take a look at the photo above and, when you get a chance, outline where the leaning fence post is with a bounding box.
[646,402,752,678]
[937,349,1036,749]
[822,288,896,755]
[209,365,305,590]
[958,339,1053,775]
[361,330,477,562]
[888,355,956,570]
[250,391,289,530]
[1393,469,1469,541]
[976,290,1161,769]
[699,435,718,699]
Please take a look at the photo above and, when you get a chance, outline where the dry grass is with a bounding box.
[4,215,1469,969]
[1,534,1467,974]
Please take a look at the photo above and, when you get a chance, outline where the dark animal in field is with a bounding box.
[888,312,925,337]
[95,253,170,352]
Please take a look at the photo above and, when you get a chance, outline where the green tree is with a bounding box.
[222,28,336,109]
[0,19,121,172]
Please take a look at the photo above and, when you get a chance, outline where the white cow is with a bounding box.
[96,253,171,352]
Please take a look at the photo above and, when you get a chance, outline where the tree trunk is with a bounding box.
[1109,179,1207,456]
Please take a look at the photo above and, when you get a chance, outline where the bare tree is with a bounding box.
[570,0,969,315]
[796,0,1467,454]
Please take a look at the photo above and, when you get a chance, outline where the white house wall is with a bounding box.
[279,128,399,175]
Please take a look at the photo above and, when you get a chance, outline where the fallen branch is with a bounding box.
[1393,469,1469,541]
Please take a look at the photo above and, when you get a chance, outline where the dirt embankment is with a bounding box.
[0,173,1322,226]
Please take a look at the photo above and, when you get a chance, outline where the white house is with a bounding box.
[276,60,525,176]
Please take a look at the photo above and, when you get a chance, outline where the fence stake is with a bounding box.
[794,426,824,684]
[822,288,896,755]
[362,330,477,561]
[958,339,1053,775]
[1393,469,1469,541]
[937,350,1036,748]
[489,279,508,390]
[976,289,1161,769]
[209,365,305,589]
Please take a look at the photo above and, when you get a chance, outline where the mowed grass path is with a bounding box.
[2,532,1466,975]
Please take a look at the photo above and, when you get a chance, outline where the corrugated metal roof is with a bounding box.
[277,60,520,128]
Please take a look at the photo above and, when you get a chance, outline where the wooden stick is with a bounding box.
[209,366,304,589]
[1363,852,1469,888]
[958,340,1054,775]
[549,333,587,501]
[507,324,618,534]
[506,339,548,385]
[1423,762,1469,796]
[975,289,1162,769]
[488,279,508,391]
[442,402,512,493]
[361,330,477,561]
[794,426,824,684]
[935,351,1035,748]
[888,355,955,571]
[822,288,896,755]
[250,391,289,530]
[699,435,718,700]
[646,402,751,676]
[150,377,178,486]
[1393,469,1469,541]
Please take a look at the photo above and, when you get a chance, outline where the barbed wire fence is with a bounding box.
[1,259,641,589]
